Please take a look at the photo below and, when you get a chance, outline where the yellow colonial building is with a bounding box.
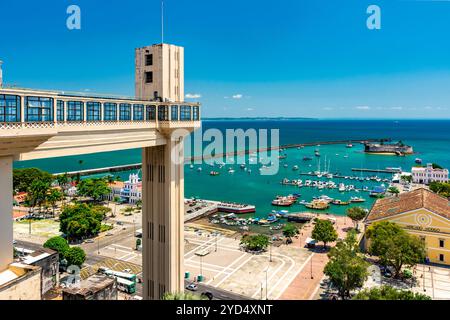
[365,188,450,265]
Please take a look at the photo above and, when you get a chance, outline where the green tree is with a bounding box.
[346,207,367,230]
[136,238,142,250]
[429,182,450,198]
[44,236,70,258]
[282,223,299,242]
[59,203,104,242]
[13,168,53,193]
[366,221,426,278]
[387,186,400,197]
[353,285,431,300]
[27,180,51,212]
[312,219,338,248]
[240,234,270,252]
[77,178,111,203]
[65,246,86,267]
[400,175,412,184]
[47,188,64,216]
[324,231,369,299]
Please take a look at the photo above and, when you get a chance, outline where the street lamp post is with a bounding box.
[97,237,100,255]
[215,234,218,252]
[310,255,314,279]
[265,268,269,300]
[269,241,272,262]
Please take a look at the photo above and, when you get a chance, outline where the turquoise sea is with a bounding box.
[14,120,450,219]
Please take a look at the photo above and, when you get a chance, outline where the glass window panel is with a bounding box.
[171,105,179,121]
[119,103,131,120]
[57,100,65,121]
[0,95,21,122]
[103,103,117,121]
[133,104,144,120]
[25,96,53,122]
[146,105,156,120]
[67,101,84,121]
[87,102,101,121]
[180,105,192,121]
[158,105,169,121]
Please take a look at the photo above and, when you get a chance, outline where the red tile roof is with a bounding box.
[366,188,450,222]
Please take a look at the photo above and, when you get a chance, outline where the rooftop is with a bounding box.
[366,188,450,222]
[62,274,115,296]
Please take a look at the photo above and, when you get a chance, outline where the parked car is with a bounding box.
[186,283,198,291]
[84,239,94,243]
[123,268,132,273]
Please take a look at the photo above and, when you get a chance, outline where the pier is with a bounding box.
[53,163,142,178]
[351,168,400,173]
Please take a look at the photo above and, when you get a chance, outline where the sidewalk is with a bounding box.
[280,215,352,300]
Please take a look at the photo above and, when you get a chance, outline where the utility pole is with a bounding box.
[310,255,314,279]
[269,241,272,262]
[265,268,268,300]
[215,234,218,252]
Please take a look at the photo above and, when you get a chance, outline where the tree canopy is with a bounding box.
[59,203,106,241]
[365,221,426,278]
[324,231,369,299]
[429,182,450,198]
[76,178,111,202]
[346,207,367,230]
[240,234,270,252]
[13,168,53,193]
[44,236,70,257]
[65,246,86,267]
[353,285,431,300]
[282,223,299,240]
[312,219,338,248]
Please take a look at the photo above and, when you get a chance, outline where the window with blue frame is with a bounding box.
[133,104,144,120]
[87,102,101,121]
[104,103,117,121]
[119,103,132,120]
[171,105,179,121]
[193,106,200,121]
[0,95,21,122]
[180,105,192,121]
[25,96,53,122]
[158,105,169,121]
[146,105,156,120]
[67,101,84,121]
[57,100,65,121]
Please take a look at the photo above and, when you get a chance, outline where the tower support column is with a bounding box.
[0,156,13,271]
[142,136,185,299]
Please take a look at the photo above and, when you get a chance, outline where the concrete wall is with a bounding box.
[0,265,41,300]
[0,156,13,271]
[135,44,184,102]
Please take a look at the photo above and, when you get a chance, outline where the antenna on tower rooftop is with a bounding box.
[161,0,164,44]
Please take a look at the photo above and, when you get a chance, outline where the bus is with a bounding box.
[103,269,137,283]
[116,277,136,294]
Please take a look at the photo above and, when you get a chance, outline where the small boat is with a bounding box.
[303,156,313,161]
[189,164,194,169]
[240,164,246,169]
[292,165,299,171]
[210,171,220,176]
[278,155,287,159]
[283,164,288,168]
[415,158,422,164]
[228,168,235,173]
[350,196,366,203]
[315,151,320,157]
[331,199,350,205]
[197,167,202,172]
[338,183,346,192]
[346,143,353,148]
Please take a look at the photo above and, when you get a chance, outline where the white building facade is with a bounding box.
[412,163,449,185]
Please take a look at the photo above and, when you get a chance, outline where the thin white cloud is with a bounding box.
[355,106,371,110]
[323,107,334,111]
[246,108,254,111]
[232,94,243,99]
[390,107,403,110]
[185,93,202,99]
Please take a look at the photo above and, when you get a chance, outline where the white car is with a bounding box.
[186,283,198,291]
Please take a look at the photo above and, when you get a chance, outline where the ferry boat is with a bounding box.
[350,196,366,203]
[217,202,256,214]
[305,199,329,210]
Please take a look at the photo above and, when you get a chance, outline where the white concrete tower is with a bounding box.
[135,43,184,102]
[136,43,189,299]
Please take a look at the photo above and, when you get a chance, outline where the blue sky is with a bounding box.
[1,0,450,118]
